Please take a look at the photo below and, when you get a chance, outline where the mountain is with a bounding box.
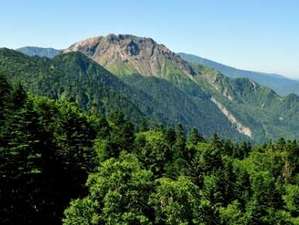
[64,34,299,142]
[1,34,298,142]
[64,34,194,77]
[17,46,61,58]
[64,34,249,140]
[179,52,299,96]
[0,48,243,140]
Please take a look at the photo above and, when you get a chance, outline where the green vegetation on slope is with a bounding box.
[121,74,245,140]
[0,48,152,123]
[191,65,299,142]
[0,48,244,140]
[179,52,299,96]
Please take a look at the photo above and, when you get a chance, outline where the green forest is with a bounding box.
[1,74,299,225]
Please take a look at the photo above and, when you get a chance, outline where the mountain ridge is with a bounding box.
[17,43,299,97]
[5,34,299,141]
[179,52,299,96]
[64,34,195,78]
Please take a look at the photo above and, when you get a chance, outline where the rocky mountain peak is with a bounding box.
[64,34,195,77]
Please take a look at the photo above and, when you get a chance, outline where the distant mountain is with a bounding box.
[63,34,299,142]
[17,46,61,58]
[178,52,299,96]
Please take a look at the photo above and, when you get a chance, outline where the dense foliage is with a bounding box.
[0,75,98,225]
[1,75,299,225]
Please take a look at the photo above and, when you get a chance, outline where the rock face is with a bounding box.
[64,34,194,77]
[211,97,252,138]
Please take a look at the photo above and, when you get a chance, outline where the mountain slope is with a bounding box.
[64,34,299,142]
[121,74,243,137]
[0,48,244,139]
[191,65,299,142]
[179,52,299,96]
[17,46,61,58]
[0,48,151,123]
[64,34,247,139]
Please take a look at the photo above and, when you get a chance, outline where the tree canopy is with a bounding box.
[1,74,299,225]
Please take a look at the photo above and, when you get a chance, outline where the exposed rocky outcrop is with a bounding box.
[64,34,195,77]
[211,97,252,138]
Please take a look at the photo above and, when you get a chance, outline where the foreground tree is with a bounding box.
[149,176,202,225]
[0,78,98,225]
[63,153,154,225]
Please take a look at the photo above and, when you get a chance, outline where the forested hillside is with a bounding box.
[0,48,148,123]
[0,48,244,140]
[1,75,299,225]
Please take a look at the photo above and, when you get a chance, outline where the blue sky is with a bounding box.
[1,0,299,79]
